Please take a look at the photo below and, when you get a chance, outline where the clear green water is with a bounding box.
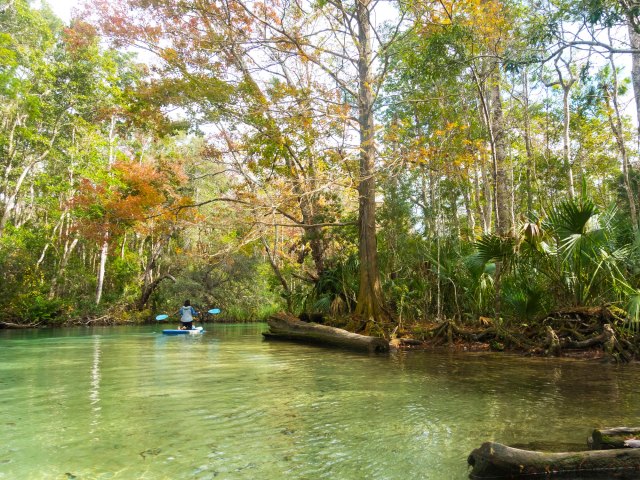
[2,324,640,479]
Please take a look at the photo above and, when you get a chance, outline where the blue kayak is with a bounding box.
[162,327,205,335]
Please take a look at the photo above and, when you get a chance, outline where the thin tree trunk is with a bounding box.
[522,69,536,216]
[481,152,493,233]
[473,163,487,234]
[95,117,117,305]
[137,274,176,310]
[561,84,575,198]
[0,122,58,238]
[604,52,638,231]
[0,159,41,236]
[96,234,108,305]
[627,22,640,147]
[121,233,127,259]
[544,57,577,199]
[472,63,504,231]
[49,237,79,299]
[262,238,292,310]
[461,167,476,239]
[420,164,433,235]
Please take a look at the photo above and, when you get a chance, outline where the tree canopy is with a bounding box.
[2,0,640,340]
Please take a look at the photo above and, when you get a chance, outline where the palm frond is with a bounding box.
[626,291,640,332]
[473,234,517,266]
[503,284,547,322]
[546,198,598,239]
[313,295,332,313]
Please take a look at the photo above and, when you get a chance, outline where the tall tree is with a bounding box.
[88,0,410,325]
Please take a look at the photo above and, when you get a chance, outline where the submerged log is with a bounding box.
[263,312,389,353]
[0,321,38,329]
[467,441,640,478]
[590,428,640,450]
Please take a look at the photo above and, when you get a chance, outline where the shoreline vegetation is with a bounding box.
[5,2,640,359]
[5,306,638,363]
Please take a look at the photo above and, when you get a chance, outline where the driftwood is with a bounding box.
[468,441,640,478]
[545,326,561,356]
[564,323,616,349]
[0,321,38,329]
[590,428,640,450]
[263,312,389,353]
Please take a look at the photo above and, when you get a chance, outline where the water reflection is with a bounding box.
[1,325,640,479]
[90,335,101,432]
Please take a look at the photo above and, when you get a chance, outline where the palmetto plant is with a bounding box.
[468,233,519,319]
[300,255,359,316]
[471,234,519,272]
[502,281,548,323]
[543,198,628,306]
[469,197,639,326]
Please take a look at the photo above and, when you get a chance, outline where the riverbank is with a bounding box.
[316,305,638,362]
[4,305,638,363]
[395,322,633,362]
[0,314,263,329]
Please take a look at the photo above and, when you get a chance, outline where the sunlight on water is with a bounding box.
[1,324,640,479]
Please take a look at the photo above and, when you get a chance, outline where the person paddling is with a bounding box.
[179,300,198,330]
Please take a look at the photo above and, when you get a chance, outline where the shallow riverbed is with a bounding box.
[1,323,639,479]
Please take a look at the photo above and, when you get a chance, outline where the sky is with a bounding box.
[43,0,77,22]
[36,0,638,124]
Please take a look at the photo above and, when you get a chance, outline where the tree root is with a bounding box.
[405,307,640,360]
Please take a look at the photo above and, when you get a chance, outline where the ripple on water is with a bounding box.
[2,326,640,479]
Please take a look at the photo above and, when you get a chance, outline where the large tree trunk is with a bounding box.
[354,0,385,325]
[468,441,640,478]
[263,312,389,353]
[489,70,511,236]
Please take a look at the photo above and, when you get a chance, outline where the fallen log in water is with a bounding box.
[467,441,640,478]
[263,312,389,353]
[590,427,640,449]
[0,321,39,329]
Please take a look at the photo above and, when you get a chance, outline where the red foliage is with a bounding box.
[71,158,191,244]
[63,20,98,54]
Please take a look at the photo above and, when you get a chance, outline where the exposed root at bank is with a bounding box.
[390,306,640,362]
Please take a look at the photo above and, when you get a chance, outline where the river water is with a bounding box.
[1,323,640,479]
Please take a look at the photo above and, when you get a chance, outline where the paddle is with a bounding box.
[155,308,217,326]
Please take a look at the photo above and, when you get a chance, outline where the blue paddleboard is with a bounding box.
[162,327,205,335]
